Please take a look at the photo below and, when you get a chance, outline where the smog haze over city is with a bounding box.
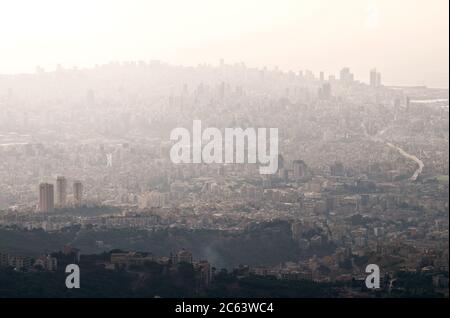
[0,0,448,302]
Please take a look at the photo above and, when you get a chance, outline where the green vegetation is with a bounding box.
[436,175,449,184]
[1,221,318,268]
[56,205,122,217]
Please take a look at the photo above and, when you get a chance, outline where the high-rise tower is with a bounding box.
[73,181,83,205]
[56,176,67,207]
[39,183,54,213]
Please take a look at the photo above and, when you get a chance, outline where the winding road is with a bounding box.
[362,123,424,181]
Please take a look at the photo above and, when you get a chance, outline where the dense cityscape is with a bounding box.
[0,61,448,297]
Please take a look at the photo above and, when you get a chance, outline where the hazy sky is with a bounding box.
[0,0,448,87]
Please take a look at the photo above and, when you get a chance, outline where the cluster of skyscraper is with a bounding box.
[38,177,83,213]
[338,67,382,87]
[339,67,355,85]
[370,68,382,88]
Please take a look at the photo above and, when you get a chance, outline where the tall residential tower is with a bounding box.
[39,183,54,213]
[56,176,67,207]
